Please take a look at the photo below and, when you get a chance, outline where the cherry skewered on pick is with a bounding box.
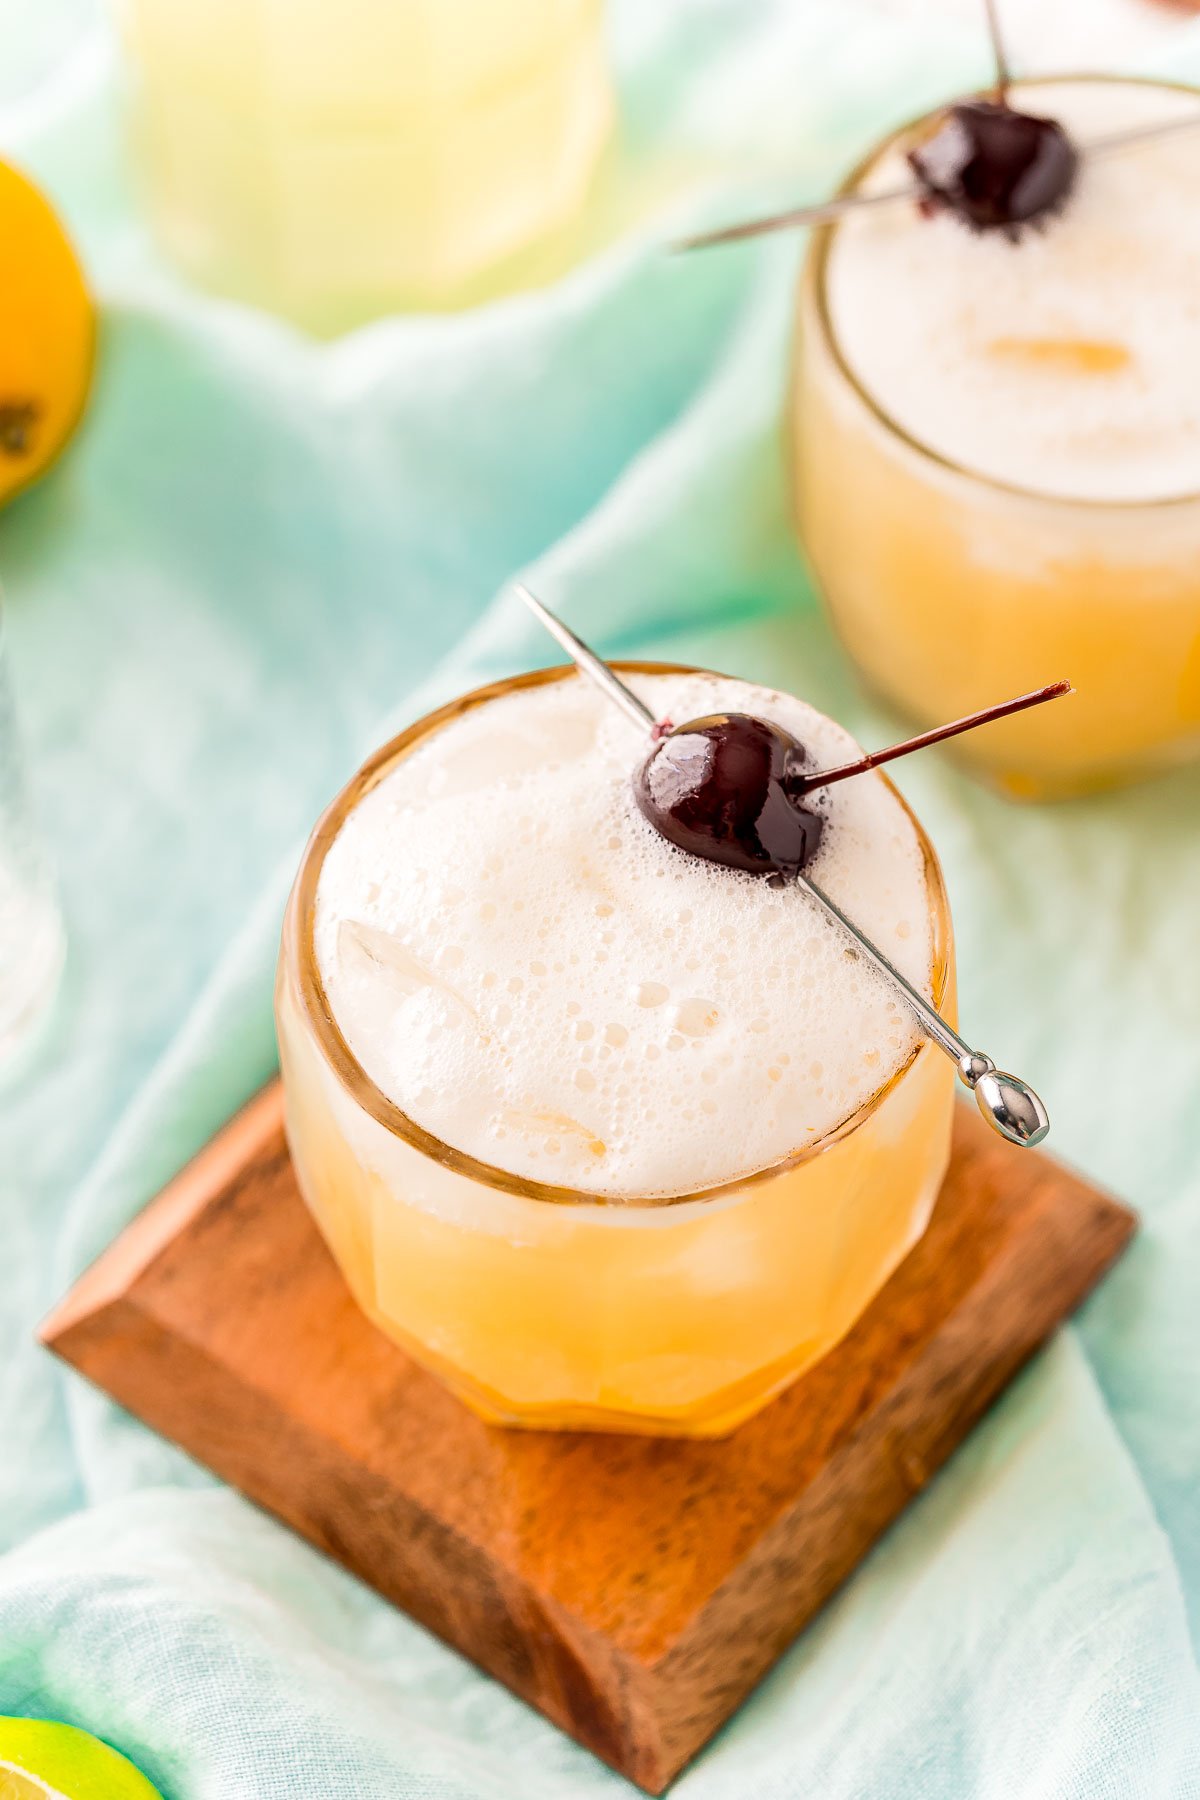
[633,713,824,880]
[514,583,1054,1150]
[907,99,1078,235]
[632,683,1072,881]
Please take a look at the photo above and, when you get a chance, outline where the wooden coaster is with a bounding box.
[41,1085,1134,1794]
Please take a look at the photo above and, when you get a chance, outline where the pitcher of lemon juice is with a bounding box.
[117,0,613,330]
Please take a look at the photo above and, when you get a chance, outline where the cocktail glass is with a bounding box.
[793,76,1200,800]
[275,664,956,1436]
[0,600,65,1066]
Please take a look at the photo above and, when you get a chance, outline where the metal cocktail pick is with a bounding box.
[674,110,1200,254]
[982,0,1012,99]
[514,583,1050,1148]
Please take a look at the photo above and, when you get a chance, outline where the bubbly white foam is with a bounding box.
[826,79,1200,503]
[315,673,936,1198]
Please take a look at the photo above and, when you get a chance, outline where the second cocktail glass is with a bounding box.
[794,76,1200,800]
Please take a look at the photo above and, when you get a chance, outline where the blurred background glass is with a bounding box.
[0,596,64,1066]
[114,0,615,332]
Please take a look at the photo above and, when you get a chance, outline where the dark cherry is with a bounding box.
[633,713,824,880]
[908,99,1078,235]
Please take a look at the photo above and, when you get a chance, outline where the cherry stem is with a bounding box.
[795,680,1073,795]
[982,0,1011,103]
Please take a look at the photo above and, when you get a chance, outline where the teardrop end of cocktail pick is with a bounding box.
[958,1053,1049,1147]
[977,1071,1049,1147]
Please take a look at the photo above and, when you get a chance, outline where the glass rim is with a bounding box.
[805,70,1200,513]
[286,660,953,1209]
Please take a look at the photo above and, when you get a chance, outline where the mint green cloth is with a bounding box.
[4,3,1200,1795]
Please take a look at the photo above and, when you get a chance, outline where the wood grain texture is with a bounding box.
[41,1084,1135,1793]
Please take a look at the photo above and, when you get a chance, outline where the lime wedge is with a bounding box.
[0,1722,162,1800]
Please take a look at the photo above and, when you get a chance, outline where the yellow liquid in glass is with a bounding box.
[119,0,613,330]
[276,971,953,1435]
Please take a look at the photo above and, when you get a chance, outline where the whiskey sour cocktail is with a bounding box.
[276,664,955,1435]
[795,77,1200,798]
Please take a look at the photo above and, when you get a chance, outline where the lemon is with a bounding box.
[0,161,94,507]
[0,1720,162,1800]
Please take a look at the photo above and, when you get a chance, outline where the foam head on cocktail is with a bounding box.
[310,670,941,1197]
